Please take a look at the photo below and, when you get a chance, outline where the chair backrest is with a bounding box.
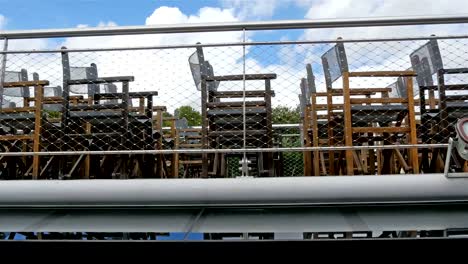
[1,98,15,108]
[390,68,416,98]
[99,83,122,105]
[61,47,99,97]
[188,44,219,92]
[306,63,317,96]
[298,64,316,118]
[31,72,62,111]
[175,117,188,129]
[44,86,62,97]
[321,42,348,88]
[175,117,199,139]
[32,72,62,97]
[3,69,29,98]
[410,39,443,87]
[69,64,99,95]
[299,79,308,119]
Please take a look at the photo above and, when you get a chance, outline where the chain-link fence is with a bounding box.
[0,26,467,179]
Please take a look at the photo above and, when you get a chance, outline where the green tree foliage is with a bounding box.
[162,111,174,127]
[272,105,300,125]
[175,105,202,126]
[271,105,303,176]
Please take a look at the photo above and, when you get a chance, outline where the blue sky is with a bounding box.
[1,0,467,44]
[0,1,220,30]
[0,0,309,30]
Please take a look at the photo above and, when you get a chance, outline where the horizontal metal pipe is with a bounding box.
[1,15,468,39]
[0,144,450,156]
[0,174,467,207]
[3,34,468,54]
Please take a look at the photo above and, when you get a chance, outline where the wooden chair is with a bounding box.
[189,44,277,177]
[173,117,204,178]
[321,41,419,175]
[299,65,325,176]
[0,75,49,179]
[412,39,468,172]
[59,47,160,179]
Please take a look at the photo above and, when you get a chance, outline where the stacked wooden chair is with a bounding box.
[172,117,204,178]
[315,40,419,175]
[189,44,277,177]
[58,47,161,179]
[412,39,468,173]
[0,69,49,179]
[299,65,328,176]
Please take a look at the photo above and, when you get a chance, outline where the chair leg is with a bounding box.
[342,72,354,175]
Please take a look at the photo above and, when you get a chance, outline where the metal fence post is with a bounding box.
[0,38,8,109]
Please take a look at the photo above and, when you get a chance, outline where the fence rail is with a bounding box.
[2,14,468,39]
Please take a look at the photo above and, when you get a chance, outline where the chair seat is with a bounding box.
[351,105,407,124]
[69,111,123,118]
[447,102,468,108]
[351,105,407,112]
[209,129,267,137]
[0,113,35,121]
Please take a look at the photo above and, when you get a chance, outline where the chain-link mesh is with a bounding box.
[1,36,467,179]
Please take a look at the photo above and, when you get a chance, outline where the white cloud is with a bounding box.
[51,6,307,113]
[145,6,189,24]
[221,0,281,19]
[0,14,51,51]
[302,0,468,40]
[24,6,249,114]
[305,0,468,19]
[8,39,51,50]
[295,0,468,102]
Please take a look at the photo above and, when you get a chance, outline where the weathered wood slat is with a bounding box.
[350,98,408,104]
[0,107,36,113]
[442,68,468,74]
[348,71,416,77]
[209,130,266,136]
[211,90,275,98]
[179,144,203,148]
[207,101,266,108]
[179,160,203,165]
[3,80,49,87]
[314,88,391,96]
[70,104,124,110]
[178,128,202,132]
[352,127,410,133]
[0,135,34,141]
[67,76,134,85]
[206,73,276,81]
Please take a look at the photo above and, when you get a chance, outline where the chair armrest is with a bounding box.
[67,76,134,85]
[205,73,277,81]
